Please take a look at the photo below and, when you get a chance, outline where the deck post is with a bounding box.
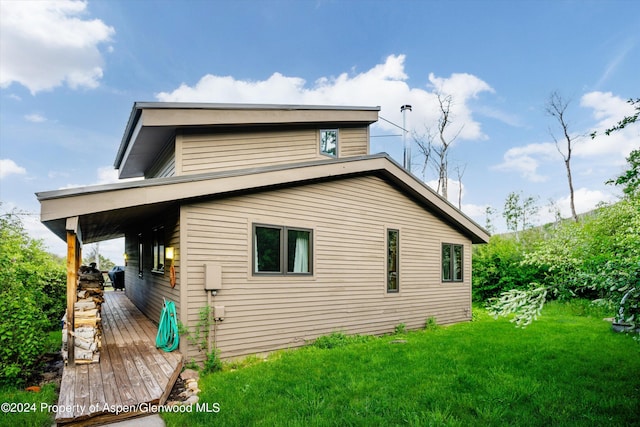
[66,217,82,365]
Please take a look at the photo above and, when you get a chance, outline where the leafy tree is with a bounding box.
[607,148,640,198]
[82,244,116,271]
[503,191,539,239]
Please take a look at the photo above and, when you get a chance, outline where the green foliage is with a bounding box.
[472,234,545,301]
[486,197,640,329]
[424,316,438,330]
[0,382,58,427]
[178,305,223,372]
[0,210,66,384]
[503,191,539,237]
[394,322,406,334]
[606,148,640,198]
[312,331,374,349]
[487,286,548,327]
[202,348,223,374]
[0,288,48,383]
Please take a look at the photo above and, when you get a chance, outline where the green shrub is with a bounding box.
[424,316,438,330]
[0,286,48,384]
[472,234,545,302]
[489,197,640,329]
[0,211,67,384]
[313,331,373,349]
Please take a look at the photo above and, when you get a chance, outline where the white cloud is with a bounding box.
[577,91,638,158]
[494,91,637,183]
[0,158,27,178]
[0,0,115,94]
[24,113,46,123]
[492,142,558,182]
[536,188,617,225]
[59,165,138,189]
[156,54,494,142]
[96,166,119,184]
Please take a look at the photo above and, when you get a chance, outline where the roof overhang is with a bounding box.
[114,102,381,179]
[37,154,490,245]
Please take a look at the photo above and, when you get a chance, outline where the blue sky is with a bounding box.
[1,0,638,263]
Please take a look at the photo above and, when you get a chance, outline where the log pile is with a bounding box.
[62,265,104,364]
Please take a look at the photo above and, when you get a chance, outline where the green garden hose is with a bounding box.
[156,299,179,352]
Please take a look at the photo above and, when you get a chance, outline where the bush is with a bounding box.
[313,332,373,349]
[472,235,545,302]
[488,197,640,329]
[0,211,66,384]
[0,286,48,384]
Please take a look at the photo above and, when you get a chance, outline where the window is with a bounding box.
[442,243,463,282]
[253,224,312,275]
[137,233,143,278]
[320,129,338,157]
[152,227,165,273]
[387,229,399,292]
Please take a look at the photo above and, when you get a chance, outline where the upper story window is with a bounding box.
[442,243,463,282]
[253,224,312,275]
[320,129,338,157]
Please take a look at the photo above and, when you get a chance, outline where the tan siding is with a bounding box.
[339,127,368,157]
[179,127,369,176]
[182,175,471,361]
[123,209,181,325]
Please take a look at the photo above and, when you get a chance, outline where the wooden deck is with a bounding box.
[56,291,183,426]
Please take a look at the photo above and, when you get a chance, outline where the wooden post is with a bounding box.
[66,231,77,364]
[65,216,83,365]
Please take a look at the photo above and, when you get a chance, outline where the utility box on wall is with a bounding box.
[204,263,222,292]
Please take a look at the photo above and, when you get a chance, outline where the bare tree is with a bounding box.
[413,92,463,200]
[434,93,463,199]
[454,163,467,210]
[413,127,434,181]
[546,92,580,222]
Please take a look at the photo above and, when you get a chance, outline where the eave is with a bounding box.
[114,102,381,179]
[37,154,490,244]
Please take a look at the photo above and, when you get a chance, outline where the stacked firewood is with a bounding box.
[61,265,104,364]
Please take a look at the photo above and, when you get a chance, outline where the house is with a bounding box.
[37,102,489,362]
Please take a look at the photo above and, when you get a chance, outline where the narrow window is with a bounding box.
[387,229,399,292]
[320,129,338,157]
[152,227,165,273]
[253,224,313,275]
[442,243,463,282]
[137,233,143,278]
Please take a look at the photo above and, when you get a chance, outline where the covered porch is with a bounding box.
[56,291,183,426]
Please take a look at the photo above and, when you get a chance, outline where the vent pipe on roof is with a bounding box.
[401,104,412,172]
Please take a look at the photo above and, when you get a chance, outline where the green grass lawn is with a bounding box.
[163,301,640,427]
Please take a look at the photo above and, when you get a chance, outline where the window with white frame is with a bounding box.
[253,224,312,275]
[320,129,338,157]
